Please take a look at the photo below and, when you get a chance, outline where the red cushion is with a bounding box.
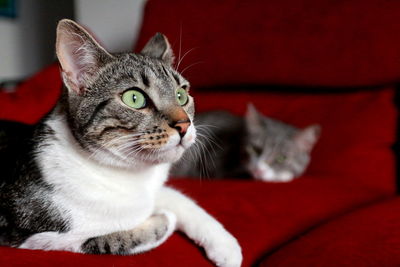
[192,87,397,193]
[260,196,400,266]
[136,0,400,87]
[0,63,61,124]
[0,178,391,266]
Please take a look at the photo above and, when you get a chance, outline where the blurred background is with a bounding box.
[0,0,146,89]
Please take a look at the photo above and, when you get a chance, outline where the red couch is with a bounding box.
[1,0,400,266]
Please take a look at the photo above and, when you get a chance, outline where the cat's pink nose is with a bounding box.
[172,120,191,137]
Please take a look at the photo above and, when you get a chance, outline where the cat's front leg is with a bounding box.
[19,210,176,255]
[81,210,176,255]
[156,186,242,267]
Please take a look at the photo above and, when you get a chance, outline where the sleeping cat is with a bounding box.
[172,104,320,182]
[0,19,242,267]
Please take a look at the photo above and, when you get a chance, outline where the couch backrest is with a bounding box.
[136,0,400,88]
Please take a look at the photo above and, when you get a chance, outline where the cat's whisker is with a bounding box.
[94,133,141,149]
[112,138,149,161]
[188,142,205,178]
[174,124,223,179]
[194,143,208,179]
[174,24,183,70]
[176,47,198,71]
[195,126,223,156]
[196,137,217,179]
[88,139,126,160]
[197,125,223,177]
[196,132,223,152]
[180,61,204,75]
[114,137,144,150]
[123,146,146,160]
[88,134,145,160]
[195,124,220,130]
[114,145,141,159]
[188,138,210,179]
[118,138,165,162]
[113,139,147,156]
[91,136,138,154]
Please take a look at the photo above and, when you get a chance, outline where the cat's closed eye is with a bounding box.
[246,145,263,155]
[274,154,287,164]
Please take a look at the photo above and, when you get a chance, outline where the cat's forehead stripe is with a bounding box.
[172,73,180,85]
[161,65,169,77]
[140,72,150,87]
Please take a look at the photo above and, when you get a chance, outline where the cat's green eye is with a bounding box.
[276,155,287,164]
[122,89,146,109]
[176,88,188,106]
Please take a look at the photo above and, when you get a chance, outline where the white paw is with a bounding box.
[205,229,242,267]
[155,209,177,238]
[19,232,83,252]
[129,209,177,254]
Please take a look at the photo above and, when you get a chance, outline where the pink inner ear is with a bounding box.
[294,126,320,152]
[59,43,80,85]
[59,38,95,87]
[57,30,102,94]
[245,104,260,125]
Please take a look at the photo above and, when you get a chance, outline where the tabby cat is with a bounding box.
[172,104,320,182]
[0,19,242,267]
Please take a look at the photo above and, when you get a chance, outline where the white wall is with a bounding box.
[75,0,146,52]
[0,1,42,81]
[0,0,145,82]
[0,0,74,82]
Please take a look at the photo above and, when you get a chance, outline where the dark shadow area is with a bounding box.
[196,83,398,94]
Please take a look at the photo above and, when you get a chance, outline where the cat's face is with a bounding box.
[56,20,196,168]
[244,105,320,182]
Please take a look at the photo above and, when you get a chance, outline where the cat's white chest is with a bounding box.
[38,123,170,237]
[46,158,169,236]
[54,168,164,235]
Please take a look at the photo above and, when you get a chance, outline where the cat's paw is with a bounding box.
[19,231,82,252]
[204,229,242,267]
[128,209,177,254]
[126,210,176,254]
[152,209,177,241]
[81,210,177,255]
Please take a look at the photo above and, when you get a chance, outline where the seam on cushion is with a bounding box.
[393,85,400,194]
[194,83,397,94]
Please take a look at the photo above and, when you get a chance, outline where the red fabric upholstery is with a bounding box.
[261,196,400,266]
[0,63,61,124]
[0,179,391,266]
[136,0,400,87]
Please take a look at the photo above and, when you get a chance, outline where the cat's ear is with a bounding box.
[56,19,114,94]
[140,33,174,65]
[294,124,321,152]
[245,103,263,133]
